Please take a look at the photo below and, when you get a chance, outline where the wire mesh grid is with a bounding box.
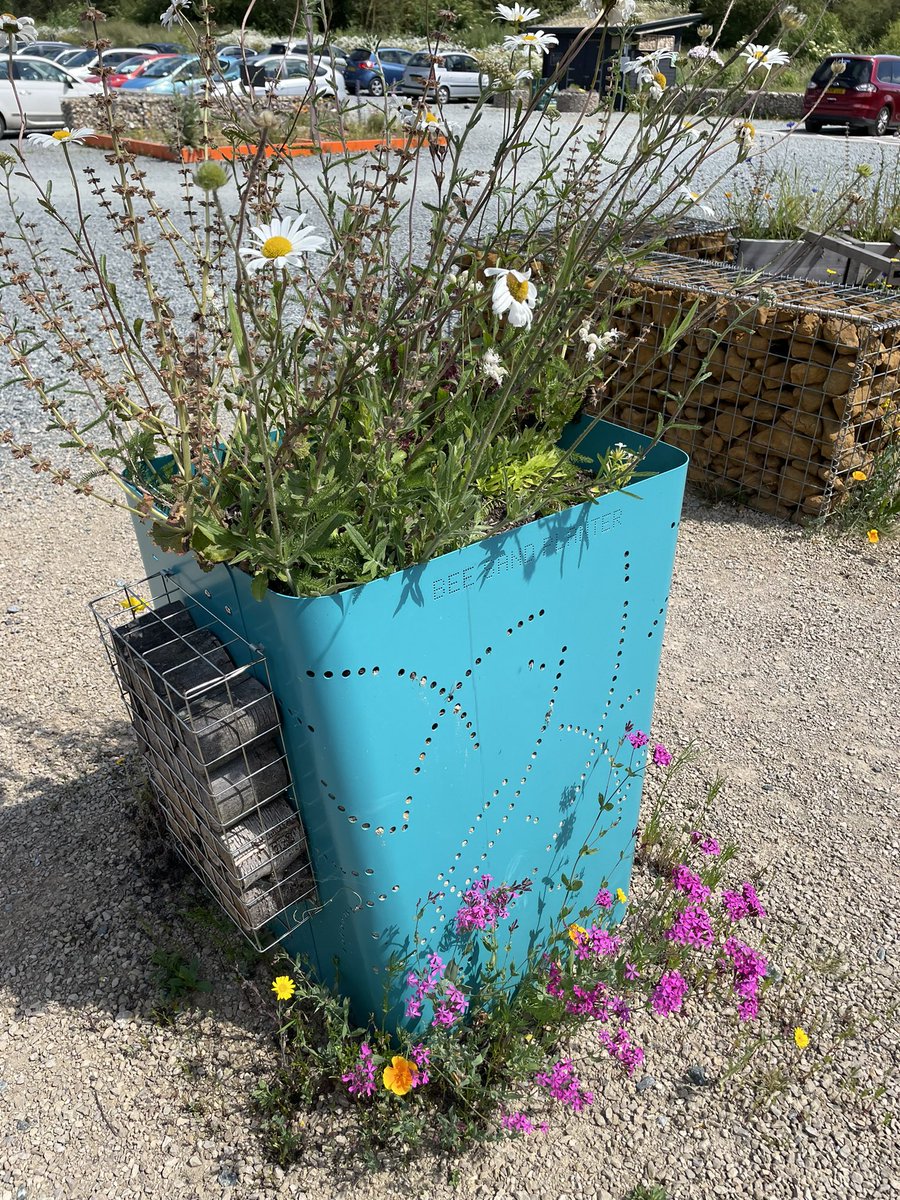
[598,253,900,519]
[90,572,319,950]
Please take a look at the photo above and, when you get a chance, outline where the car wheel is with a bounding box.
[437,85,450,105]
[874,106,891,137]
[0,113,6,138]
[368,76,384,96]
[804,118,823,133]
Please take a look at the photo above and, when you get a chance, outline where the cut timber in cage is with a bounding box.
[596,254,900,519]
[91,574,319,950]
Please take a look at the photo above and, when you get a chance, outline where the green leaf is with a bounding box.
[251,572,269,602]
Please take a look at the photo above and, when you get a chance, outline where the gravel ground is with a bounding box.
[1,114,900,1200]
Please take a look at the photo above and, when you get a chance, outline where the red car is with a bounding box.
[803,54,900,136]
[84,52,175,88]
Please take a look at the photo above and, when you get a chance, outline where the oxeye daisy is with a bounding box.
[28,127,94,148]
[239,214,326,273]
[741,43,790,71]
[483,265,538,328]
[678,184,714,218]
[503,30,558,54]
[160,0,190,29]
[494,2,541,22]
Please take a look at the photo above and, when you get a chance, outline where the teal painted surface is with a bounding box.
[132,419,688,1027]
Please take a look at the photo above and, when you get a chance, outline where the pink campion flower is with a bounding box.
[341,1043,377,1097]
[722,890,750,921]
[565,982,610,1020]
[671,864,712,902]
[547,959,565,999]
[501,1112,549,1135]
[599,1026,645,1075]
[737,997,760,1021]
[627,730,649,749]
[595,887,613,909]
[651,969,688,1016]
[574,926,622,961]
[409,1043,431,1086]
[455,874,530,933]
[652,742,672,766]
[666,904,715,949]
[723,937,767,1018]
[690,831,722,856]
[742,881,766,918]
[624,962,640,981]
[535,1059,594,1112]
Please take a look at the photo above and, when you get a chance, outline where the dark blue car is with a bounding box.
[344,47,412,96]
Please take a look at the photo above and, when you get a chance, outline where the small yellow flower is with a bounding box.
[120,596,148,613]
[724,191,732,199]
[383,1055,418,1096]
[794,1026,810,1050]
[867,529,880,544]
[272,975,296,1001]
[568,923,586,942]
[826,268,837,275]
[851,470,867,481]
[616,888,628,904]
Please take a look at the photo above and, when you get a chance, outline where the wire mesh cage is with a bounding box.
[598,253,900,519]
[91,573,318,950]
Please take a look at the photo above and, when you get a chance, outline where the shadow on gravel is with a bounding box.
[0,712,268,1036]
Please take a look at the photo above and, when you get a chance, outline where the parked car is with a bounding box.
[84,53,177,89]
[312,44,349,74]
[240,54,345,102]
[0,56,99,134]
[399,50,488,103]
[804,54,900,136]
[136,42,184,53]
[13,41,74,61]
[119,54,239,93]
[55,47,152,79]
[344,47,412,96]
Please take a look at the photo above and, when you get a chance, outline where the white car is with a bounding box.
[399,50,489,103]
[0,56,100,135]
[53,47,152,79]
[242,54,346,102]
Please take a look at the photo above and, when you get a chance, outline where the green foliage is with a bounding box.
[876,15,900,56]
[151,947,212,1012]
[824,442,900,541]
[625,1186,669,1200]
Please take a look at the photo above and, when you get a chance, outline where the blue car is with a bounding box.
[344,47,412,96]
[120,54,239,93]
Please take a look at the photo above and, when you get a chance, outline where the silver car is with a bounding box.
[242,54,346,103]
[399,50,489,103]
[0,55,99,135]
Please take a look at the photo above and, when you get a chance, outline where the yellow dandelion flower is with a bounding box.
[794,1026,810,1050]
[568,923,586,942]
[851,470,867,481]
[271,975,296,1001]
[616,888,628,904]
[120,596,148,613]
[867,529,880,544]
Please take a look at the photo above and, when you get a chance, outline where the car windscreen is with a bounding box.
[408,52,433,67]
[61,49,95,68]
[112,56,150,72]
[348,49,373,61]
[142,56,188,77]
[811,57,872,87]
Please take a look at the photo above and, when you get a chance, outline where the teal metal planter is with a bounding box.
[130,418,688,1026]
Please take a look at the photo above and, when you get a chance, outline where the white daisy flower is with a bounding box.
[579,322,622,362]
[28,127,95,148]
[481,348,508,384]
[579,0,636,21]
[741,43,790,71]
[734,119,757,154]
[678,185,714,218]
[483,265,538,329]
[414,109,447,134]
[494,3,541,22]
[502,30,559,54]
[239,214,326,273]
[160,0,190,29]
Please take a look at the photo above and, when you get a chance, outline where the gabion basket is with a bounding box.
[600,253,900,519]
[124,418,688,1028]
[92,575,319,951]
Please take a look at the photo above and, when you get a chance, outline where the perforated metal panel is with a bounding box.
[130,418,688,1027]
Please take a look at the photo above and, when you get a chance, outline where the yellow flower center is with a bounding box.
[425,111,439,123]
[262,234,293,259]
[507,274,530,302]
[52,129,72,141]
[653,72,667,89]
[522,33,537,43]
[753,50,766,60]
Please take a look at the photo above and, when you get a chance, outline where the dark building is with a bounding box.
[535,11,703,96]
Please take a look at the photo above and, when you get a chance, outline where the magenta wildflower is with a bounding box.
[723,937,767,1019]
[431,982,468,1028]
[651,969,688,1016]
[627,730,649,749]
[405,953,447,1019]
[737,997,760,1021]
[501,1112,548,1135]
[722,890,750,921]
[573,925,622,962]
[454,874,530,934]
[690,832,722,856]
[652,743,672,767]
[742,881,766,918]
[565,981,610,1020]
[671,864,711,902]
[341,1043,376,1097]
[547,959,565,999]
[666,904,715,949]
[594,887,613,909]
[599,1025,645,1075]
[409,1043,431,1086]
[624,961,640,981]
[535,1059,594,1112]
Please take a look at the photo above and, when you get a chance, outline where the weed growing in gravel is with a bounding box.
[151,947,212,1015]
[251,734,783,1166]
